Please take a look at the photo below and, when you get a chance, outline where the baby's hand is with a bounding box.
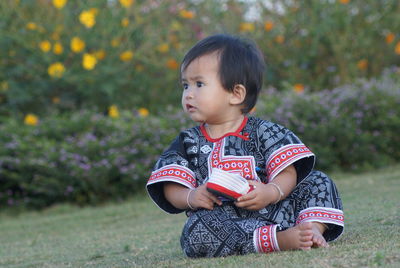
[189,184,222,210]
[235,181,275,210]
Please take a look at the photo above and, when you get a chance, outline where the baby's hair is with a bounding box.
[181,34,265,114]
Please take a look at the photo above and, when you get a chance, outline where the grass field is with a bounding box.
[1,165,399,267]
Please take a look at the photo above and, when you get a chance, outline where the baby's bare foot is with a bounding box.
[311,223,329,248]
[276,222,313,251]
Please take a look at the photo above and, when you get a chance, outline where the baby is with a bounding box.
[147,34,344,257]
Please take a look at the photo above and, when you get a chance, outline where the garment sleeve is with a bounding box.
[146,133,197,214]
[257,120,315,183]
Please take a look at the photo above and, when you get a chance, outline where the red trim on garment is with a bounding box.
[206,182,243,200]
[200,116,249,142]
[254,224,280,253]
[147,164,197,188]
[208,138,257,180]
[266,144,314,182]
[296,207,344,226]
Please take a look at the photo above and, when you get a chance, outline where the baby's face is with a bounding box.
[181,53,234,124]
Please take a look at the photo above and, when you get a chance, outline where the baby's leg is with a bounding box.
[181,205,266,257]
[254,171,343,253]
[289,171,344,242]
[254,222,314,253]
[256,222,329,252]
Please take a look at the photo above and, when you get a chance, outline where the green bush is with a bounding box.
[1,70,399,209]
[254,0,400,90]
[0,0,399,116]
[256,68,400,171]
[0,108,191,208]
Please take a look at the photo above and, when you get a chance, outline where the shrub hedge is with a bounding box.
[257,68,400,171]
[0,108,191,208]
[1,0,399,116]
[1,70,399,209]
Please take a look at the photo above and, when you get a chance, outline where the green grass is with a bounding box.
[1,165,399,268]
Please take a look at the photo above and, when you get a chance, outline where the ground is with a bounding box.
[1,165,399,267]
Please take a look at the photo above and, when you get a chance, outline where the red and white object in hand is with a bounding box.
[206,168,255,200]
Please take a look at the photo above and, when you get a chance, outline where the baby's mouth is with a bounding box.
[186,104,195,111]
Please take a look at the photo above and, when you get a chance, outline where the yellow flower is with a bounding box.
[111,38,120,47]
[24,114,39,126]
[71,37,85,53]
[166,58,179,70]
[48,62,65,78]
[173,42,182,50]
[339,0,350,4]
[82,53,97,70]
[89,8,99,16]
[239,22,255,32]
[179,10,195,19]
[275,35,285,44]
[52,26,63,40]
[94,49,106,60]
[53,42,63,55]
[79,10,96,28]
[120,50,134,62]
[51,32,60,41]
[121,18,129,27]
[39,40,52,53]
[169,34,181,49]
[108,105,120,118]
[395,41,400,55]
[52,97,60,104]
[385,33,395,44]
[293,83,305,94]
[1,81,8,92]
[357,59,368,70]
[119,0,134,8]
[26,22,37,30]
[264,21,274,32]
[157,43,170,53]
[53,0,67,10]
[135,64,144,72]
[138,107,149,117]
[171,21,182,31]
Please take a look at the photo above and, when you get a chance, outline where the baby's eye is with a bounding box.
[182,83,189,90]
[196,81,204,87]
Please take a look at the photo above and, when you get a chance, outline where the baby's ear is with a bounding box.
[230,84,246,105]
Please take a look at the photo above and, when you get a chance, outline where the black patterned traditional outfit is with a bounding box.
[146,116,344,257]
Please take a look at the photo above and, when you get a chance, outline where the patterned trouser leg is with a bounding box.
[180,170,344,258]
[275,170,344,241]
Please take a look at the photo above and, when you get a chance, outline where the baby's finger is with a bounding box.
[248,180,262,186]
[235,198,255,208]
[198,198,214,210]
[205,192,222,205]
[236,191,256,202]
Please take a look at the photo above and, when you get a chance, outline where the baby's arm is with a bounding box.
[164,182,222,210]
[235,164,297,210]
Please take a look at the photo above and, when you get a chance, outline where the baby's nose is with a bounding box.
[184,88,194,98]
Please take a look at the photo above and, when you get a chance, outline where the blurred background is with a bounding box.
[0,0,399,209]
